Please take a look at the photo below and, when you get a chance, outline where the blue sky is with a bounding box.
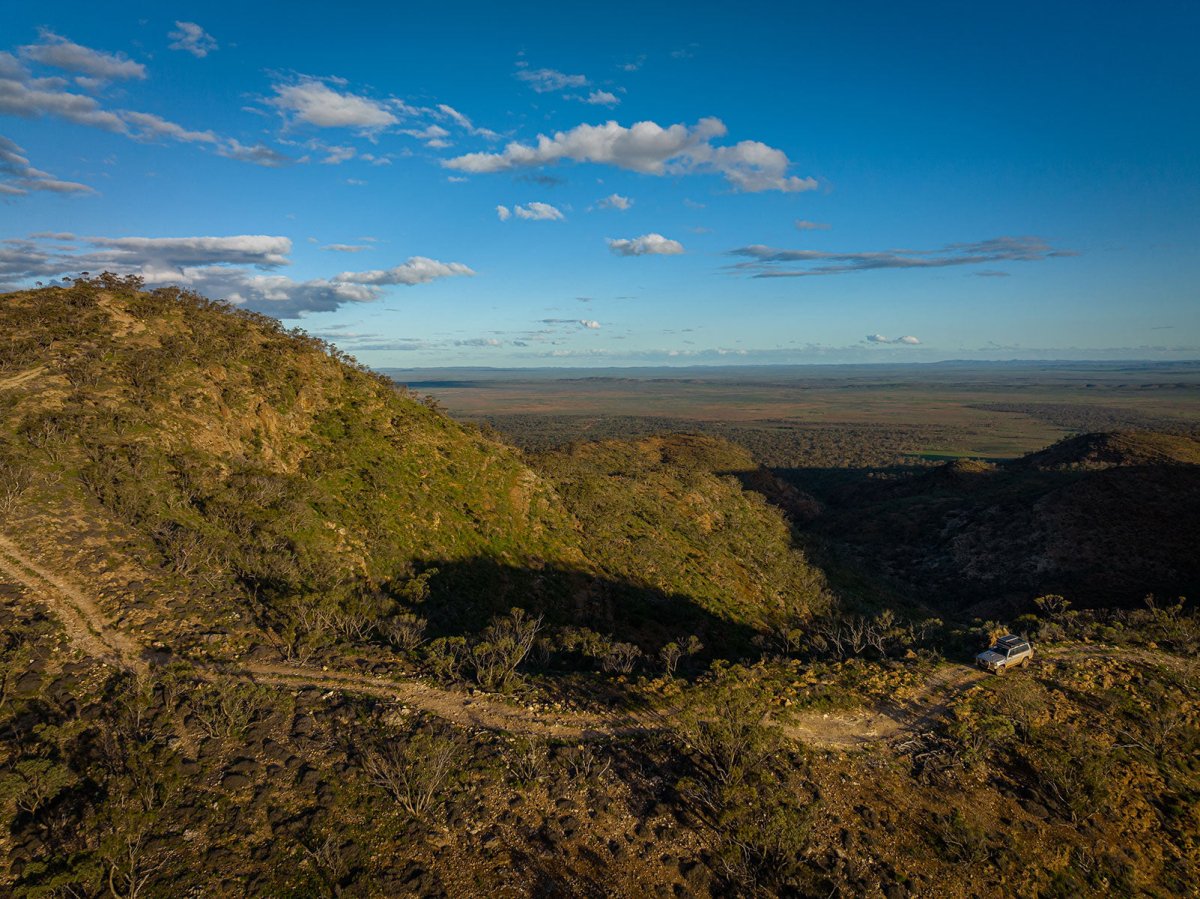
[1,1,1197,366]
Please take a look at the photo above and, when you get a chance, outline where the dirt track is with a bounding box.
[7,529,1183,749]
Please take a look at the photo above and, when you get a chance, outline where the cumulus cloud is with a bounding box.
[585,90,619,106]
[20,31,145,81]
[166,268,378,318]
[443,117,814,193]
[1,233,474,317]
[795,219,830,231]
[516,67,588,93]
[580,319,601,329]
[866,334,921,345]
[168,22,218,58]
[496,205,511,221]
[335,257,475,286]
[513,201,564,221]
[0,135,95,196]
[268,76,398,130]
[597,193,631,210]
[729,236,1076,278]
[607,233,684,256]
[321,243,368,252]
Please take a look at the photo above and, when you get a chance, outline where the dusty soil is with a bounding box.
[4,527,1187,750]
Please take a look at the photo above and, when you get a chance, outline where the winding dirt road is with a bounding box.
[8,529,1168,749]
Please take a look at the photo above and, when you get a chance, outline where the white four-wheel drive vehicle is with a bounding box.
[976,634,1033,673]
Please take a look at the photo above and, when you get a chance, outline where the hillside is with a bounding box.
[1017,430,1200,471]
[1,279,1197,897]
[810,431,1200,613]
[0,276,829,661]
[531,434,830,639]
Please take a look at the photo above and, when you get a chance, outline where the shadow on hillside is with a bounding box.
[409,557,759,658]
[763,460,1200,613]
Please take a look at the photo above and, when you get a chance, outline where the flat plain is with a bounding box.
[387,360,1200,461]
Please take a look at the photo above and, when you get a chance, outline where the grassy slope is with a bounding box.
[0,279,828,654]
[532,434,831,632]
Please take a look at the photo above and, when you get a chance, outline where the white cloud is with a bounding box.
[1,233,474,317]
[0,56,293,168]
[516,67,588,93]
[123,110,218,144]
[216,139,293,167]
[0,135,95,196]
[496,205,511,221]
[88,235,293,269]
[320,145,356,164]
[456,337,502,347]
[435,104,498,139]
[795,219,831,231]
[731,237,1075,278]
[170,268,379,317]
[335,257,475,285]
[584,90,619,106]
[866,334,921,345]
[400,124,450,147]
[0,53,27,80]
[443,117,814,193]
[693,140,818,193]
[321,243,369,252]
[20,31,145,81]
[168,22,218,58]
[607,233,684,256]
[0,69,128,131]
[597,193,631,211]
[513,201,564,221]
[268,77,398,130]
[580,319,601,329]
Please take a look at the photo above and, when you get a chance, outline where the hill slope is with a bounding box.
[0,277,828,659]
[812,431,1200,611]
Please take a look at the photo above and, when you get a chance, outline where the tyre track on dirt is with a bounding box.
[8,529,1185,747]
[0,532,147,676]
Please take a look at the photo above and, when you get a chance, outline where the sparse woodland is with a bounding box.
[0,279,1197,896]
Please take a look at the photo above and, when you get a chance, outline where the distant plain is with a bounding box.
[387,361,1200,461]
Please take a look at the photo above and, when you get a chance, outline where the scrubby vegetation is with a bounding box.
[1,279,1198,896]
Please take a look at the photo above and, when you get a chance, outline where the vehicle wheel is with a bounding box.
[995,665,1005,675]
[1021,657,1030,668]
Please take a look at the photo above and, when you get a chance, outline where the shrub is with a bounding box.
[466,608,542,691]
[360,724,464,820]
[668,668,818,891]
